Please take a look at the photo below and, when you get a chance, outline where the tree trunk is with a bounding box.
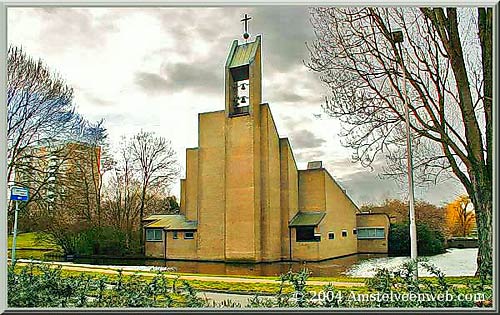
[475,7,493,283]
[139,185,147,255]
[461,210,467,237]
[470,170,492,281]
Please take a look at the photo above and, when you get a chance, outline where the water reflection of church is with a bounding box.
[143,253,382,277]
[143,30,389,262]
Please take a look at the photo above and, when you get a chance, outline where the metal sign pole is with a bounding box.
[11,200,19,265]
[9,186,28,265]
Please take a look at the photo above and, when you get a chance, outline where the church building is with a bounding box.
[143,32,390,262]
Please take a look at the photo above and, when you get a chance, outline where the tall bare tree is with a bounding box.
[77,119,115,226]
[101,138,177,251]
[29,135,107,248]
[103,136,142,249]
[306,7,492,280]
[130,130,179,253]
[7,46,84,217]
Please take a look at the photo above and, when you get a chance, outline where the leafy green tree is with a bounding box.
[389,222,446,256]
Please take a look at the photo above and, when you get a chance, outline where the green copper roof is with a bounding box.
[227,35,261,69]
[143,214,169,221]
[289,212,326,227]
[144,214,197,230]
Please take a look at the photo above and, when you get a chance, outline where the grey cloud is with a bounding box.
[250,6,315,73]
[134,71,169,95]
[338,169,401,206]
[289,129,326,149]
[265,69,326,107]
[266,83,324,106]
[334,158,465,206]
[161,61,223,95]
[134,63,223,96]
[84,92,114,107]
[18,8,119,52]
[148,7,318,96]
[324,158,365,174]
[273,90,306,103]
[152,8,241,54]
[295,149,325,163]
[138,7,322,101]
[282,115,313,130]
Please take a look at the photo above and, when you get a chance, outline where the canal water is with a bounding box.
[67,253,386,277]
[49,248,477,278]
[346,248,478,277]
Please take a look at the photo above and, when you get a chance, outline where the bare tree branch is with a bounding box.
[306,6,492,280]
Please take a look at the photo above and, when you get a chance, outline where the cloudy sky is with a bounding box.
[7,6,466,206]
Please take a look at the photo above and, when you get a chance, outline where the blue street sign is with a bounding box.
[10,186,29,201]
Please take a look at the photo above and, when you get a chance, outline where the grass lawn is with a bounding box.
[52,268,369,295]
[170,272,367,283]
[8,232,58,249]
[8,232,62,260]
[7,249,55,260]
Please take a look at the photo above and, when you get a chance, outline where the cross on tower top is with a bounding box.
[241,13,251,40]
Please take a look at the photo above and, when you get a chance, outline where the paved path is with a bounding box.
[13,259,364,288]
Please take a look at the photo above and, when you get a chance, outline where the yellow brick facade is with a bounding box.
[356,213,390,253]
[144,35,389,262]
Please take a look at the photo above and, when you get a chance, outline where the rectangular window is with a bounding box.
[146,229,162,241]
[353,229,357,235]
[342,230,348,237]
[173,231,178,239]
[357,227,385,239]
[328,232,335,240]
[296,227,320,242]
[375,228,385,238]
[184,232,194,239]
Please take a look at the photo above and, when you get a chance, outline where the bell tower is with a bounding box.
[222,16,265,261]
[224,34,262,118]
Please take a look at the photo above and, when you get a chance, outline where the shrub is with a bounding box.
[9,262,492,309]
[247,264,492,308]
[75,226,140,256]
[389,221,446,256]
[8,263,180,307]
[363,260,492,308]
[41,226,141,257]
[248,268,314,308]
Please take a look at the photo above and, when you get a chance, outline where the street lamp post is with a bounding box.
[391,30,418,273]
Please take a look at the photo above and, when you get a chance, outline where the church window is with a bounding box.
[357,227,385,239]
[146,229,162,242]
[296,227,320,242]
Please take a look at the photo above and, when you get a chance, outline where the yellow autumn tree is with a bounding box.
[446,195,476,237]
